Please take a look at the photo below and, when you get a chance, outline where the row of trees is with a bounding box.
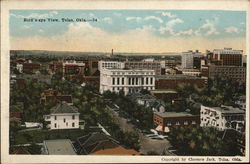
[168,126,243,156]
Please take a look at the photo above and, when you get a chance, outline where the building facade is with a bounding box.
[213,48,243,66]
[153,112,200,132]
[100,68,155,95]
[124,61,162,75]
[44,103,80,130]
[181,50,202,69]
[201,65,246,83]
[98,61,125,70]
[200,105,245,132]
[155,75,206,90]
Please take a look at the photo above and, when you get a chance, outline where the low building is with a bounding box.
[153,112,200,133]
[155,75,206,90]
[23,62,41,74]
[75,132,139,155]
[42,139,77,155]
[100,68,155,95]
[150,90,178,100]
[44,103,80,130]
[40,94,73,105]
[200,105,245,132]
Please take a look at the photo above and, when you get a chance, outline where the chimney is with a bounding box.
[111,49,113,56]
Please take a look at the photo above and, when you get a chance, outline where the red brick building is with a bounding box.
[23,62,41,73]
[153,112,200,132]
[155,75,206,90]
[212,48,243,66]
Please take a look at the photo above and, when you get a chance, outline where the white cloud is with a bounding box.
[225,26,239,33]
[159,18,184,35]
[10,22,246,53]
[10,11,58,19]
[160,12,176,18]
[126,17,142,22]
[195,19,219,36]
[144,16,163,23]
[102,17,112,24]
[38,29,44,33]
[175,29,193,36]
[113,12,122,17]
[21,25,32,29]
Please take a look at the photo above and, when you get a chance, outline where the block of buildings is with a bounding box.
[201,65,246,83]
[98,60,125,70]
[23,62,41,74]
[153,112,200,133]
[212,48,243,66]
[100,68,155,95]
[42,139,77,155]
[181,50,202,69]
[44,103,80,130]
[200,105,245,132]
[124,60,162,75]
[155,75,206,90]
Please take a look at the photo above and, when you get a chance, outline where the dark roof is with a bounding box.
[50,103,78,114]
[76,132,119,154]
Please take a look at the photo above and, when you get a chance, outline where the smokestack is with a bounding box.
[111,49,113,56]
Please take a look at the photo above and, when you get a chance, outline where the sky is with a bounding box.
[10,10,246,53]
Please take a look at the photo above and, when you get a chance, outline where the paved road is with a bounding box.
[108,106,173,155]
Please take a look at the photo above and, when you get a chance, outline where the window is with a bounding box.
[146,77,148,84]
[117,78,120,85]
[112,78,115,85]
[54,116,57,120]
[150,77,153,84]
[64,118,66,123]
[54,123,57,128]
[176,122,180,125]
[66,123,68,126]
[141,78,144,85]
[122,78,124,85]
[72,123,75,127]
[72,115,75,120]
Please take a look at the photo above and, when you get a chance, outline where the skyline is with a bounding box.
[10,10,246,53]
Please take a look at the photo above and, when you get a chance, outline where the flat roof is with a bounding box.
[155,75,203,80]
[44,139,76,155]
[208,106,245,114]
[150,90,177,94]
[155,112,196,118]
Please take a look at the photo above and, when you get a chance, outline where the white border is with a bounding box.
[1,0,249,163]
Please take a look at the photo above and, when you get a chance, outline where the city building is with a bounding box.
[124,60,162,75]
[200,105,245,132]
[100,68,155,95]
[153,112,200,133]
[179,68,201,77]
[75,132,139,155]
[44,103,80,130]
[42,139,77,155]
[201,65,246,83]
[212,48,243,66]
[155,75,206,90]
[181,50,202,69]
[98,60,125,70]
[23,62,41,74]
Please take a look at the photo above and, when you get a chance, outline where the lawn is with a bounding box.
[13,128,102,145]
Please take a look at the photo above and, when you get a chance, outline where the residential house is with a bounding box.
[44,103,80,130]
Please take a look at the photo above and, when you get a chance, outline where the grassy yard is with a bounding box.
[13,128,102,145]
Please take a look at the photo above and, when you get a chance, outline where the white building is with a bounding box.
[180,68,201,77]
[98,61,125,71]
[44,103,80,130]
[100,68,155,95]
[181,50,202,69]
[200,105,245,132]
[16,63,23,73]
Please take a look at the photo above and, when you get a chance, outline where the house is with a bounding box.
[40,94,73,105]
[42,139,77,155]
[200,105,245,132]
[75,132,140,155]
[153,112,200,133]
[44,102,80,130]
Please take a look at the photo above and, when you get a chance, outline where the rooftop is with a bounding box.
[50,103,78,114]
[208,105,245,114]
[154,112,197,118]
[155,75,203,80]
[43,139,76,155]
